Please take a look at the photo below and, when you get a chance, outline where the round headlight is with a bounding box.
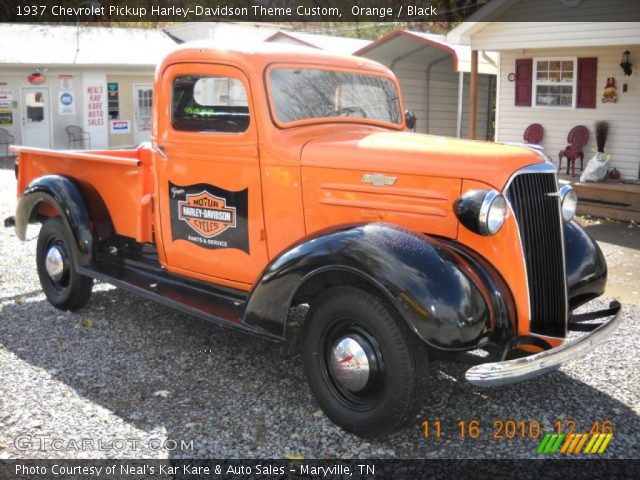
[479,191,507,235]
[454,189,507,236]
[559,185,577,221]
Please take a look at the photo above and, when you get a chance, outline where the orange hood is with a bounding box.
[301,130,543,190]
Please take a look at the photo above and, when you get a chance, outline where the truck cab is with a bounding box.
[11,43,621,438]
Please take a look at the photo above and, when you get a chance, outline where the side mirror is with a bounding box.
[405,110,416,131]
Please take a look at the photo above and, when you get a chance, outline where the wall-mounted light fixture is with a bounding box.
[620,50,633,76]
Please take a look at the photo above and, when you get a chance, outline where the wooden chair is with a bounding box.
[523,123,544,145]
[558,125,589,177]
[0,128,14,159]
[66,125,90,149]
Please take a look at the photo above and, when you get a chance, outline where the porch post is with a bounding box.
[469,49,478,140]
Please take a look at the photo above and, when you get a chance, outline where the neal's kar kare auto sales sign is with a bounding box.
[86,85,104,126]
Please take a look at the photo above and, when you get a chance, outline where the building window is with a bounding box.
[107,82,119,120]
[533,58,576,108]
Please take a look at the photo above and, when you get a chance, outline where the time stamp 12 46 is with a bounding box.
[422,419,614,440]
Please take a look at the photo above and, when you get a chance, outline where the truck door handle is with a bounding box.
[154,145,169,161]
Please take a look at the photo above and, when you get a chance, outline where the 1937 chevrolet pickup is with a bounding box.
[11,44,621,438]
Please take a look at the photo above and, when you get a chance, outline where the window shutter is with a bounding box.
[515,59,533,106]
[577,57,598,108]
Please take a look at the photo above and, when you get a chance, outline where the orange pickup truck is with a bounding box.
[11,44,621,438]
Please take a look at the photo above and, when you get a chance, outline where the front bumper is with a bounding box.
[466,301,622,387]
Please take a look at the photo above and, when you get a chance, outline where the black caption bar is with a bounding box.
[0,0,484,23]
[2,459,640,480]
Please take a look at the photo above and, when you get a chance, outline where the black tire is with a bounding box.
[301,286,428,438]
[36,217,93,311]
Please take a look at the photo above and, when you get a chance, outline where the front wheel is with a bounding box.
[36,217,93,311]
[302,286,428,438]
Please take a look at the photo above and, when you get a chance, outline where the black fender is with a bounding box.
[15,175,113,266]
[244,223,504,351]
[564,220,607,310]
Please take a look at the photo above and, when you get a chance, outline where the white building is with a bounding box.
[448,0,640,180]
[0,24,175,150]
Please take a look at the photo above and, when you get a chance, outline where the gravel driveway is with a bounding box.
[0,167,638,459]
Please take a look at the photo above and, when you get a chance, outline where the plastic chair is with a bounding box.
[66,125,90,149]
[0,128,14,159]
[523,123,544,145]
[558,126,589,177]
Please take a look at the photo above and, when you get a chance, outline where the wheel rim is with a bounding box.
[322,321,384,410]
[43,239,70,291]
[45,245,66,281]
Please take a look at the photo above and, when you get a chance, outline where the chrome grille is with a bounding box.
[506,172,567,338]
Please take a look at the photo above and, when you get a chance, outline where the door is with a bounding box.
[21,87,51,148]
[134,84,153,144]
[155,63,268,287]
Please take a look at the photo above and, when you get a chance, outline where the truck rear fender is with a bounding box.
[15,175,114,266]
[244,223,510,351]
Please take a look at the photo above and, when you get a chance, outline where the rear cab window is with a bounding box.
[172,76,250,133]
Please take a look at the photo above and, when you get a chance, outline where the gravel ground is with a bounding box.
[0,167,638,459]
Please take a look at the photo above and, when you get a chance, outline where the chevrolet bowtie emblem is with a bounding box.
[361,173,397,187]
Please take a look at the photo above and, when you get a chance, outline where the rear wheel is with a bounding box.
[302,286,428,438]
[36,217,93,311]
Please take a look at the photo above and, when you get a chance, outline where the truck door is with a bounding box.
[155,63,268,287]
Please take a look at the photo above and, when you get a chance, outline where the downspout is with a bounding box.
[425,54,452,135]
[481,51,498,141]
[486,74,494,140]
[456,71,464,138]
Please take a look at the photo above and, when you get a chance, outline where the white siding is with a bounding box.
[393,56,494,139]
[473,21,640,50]
[496,46,640,179]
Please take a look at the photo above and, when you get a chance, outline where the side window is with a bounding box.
[172,75,249,133]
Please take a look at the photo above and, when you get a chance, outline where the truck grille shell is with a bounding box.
[506,171,567,338]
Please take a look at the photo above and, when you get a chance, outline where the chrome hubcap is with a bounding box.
[45,245,67,282]
[329,335,374,393]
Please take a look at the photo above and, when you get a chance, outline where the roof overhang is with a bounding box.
[355,30,497,75]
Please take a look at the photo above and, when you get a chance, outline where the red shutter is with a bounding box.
[515,59,533,106]
[577,57,598,108]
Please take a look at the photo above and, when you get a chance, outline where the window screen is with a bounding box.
[534,59,576,107]
[172,76,250,133]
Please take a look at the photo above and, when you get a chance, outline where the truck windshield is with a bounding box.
[269,68,401,126]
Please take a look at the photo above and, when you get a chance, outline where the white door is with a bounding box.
[134,84,153,144]
[21,87,51,148]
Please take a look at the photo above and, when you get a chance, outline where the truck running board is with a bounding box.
[78,263,278,340]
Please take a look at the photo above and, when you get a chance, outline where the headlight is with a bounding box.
[559,185,577,221]
[454,189,507,236]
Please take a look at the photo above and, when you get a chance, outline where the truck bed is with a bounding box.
[12,145,154,242]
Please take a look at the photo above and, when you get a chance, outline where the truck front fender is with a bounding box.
[564,220,607,310]
[244,223,502,350]
[15,175,109,266]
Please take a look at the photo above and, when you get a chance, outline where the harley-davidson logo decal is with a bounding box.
[169,182,249,253]
[178,191,236,238]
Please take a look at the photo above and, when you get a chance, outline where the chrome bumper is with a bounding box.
[466,301,622,387]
